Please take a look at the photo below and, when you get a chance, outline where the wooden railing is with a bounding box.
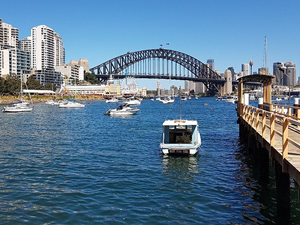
[239,103,300,162]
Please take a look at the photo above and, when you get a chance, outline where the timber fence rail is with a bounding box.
[239,103,300,179]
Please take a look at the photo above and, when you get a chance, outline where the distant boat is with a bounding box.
[226,96,237,104]
[106,97,119,103]
[104,103,139,116]
[160,88,201,155]
[161,97,175,104]
[2,71,33,113]
[2,100,33,113]
[58,99,85,108]
[124,97,141,105]
[58,77,85,108]
[181,96,187,101]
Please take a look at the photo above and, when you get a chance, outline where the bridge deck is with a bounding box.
[239,104,300,185]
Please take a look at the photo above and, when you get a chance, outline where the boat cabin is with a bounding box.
[162,120,198,144]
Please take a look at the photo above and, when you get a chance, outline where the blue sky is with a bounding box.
[1,0,300,89]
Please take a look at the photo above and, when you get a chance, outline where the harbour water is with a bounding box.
[1,98,300,224]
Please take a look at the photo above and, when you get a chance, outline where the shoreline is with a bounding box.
[0,95,105,105]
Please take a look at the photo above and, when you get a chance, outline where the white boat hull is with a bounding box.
[2,107,33,113]
[161,146,199,155]
[2,101,33,113]
[58,101,85,108]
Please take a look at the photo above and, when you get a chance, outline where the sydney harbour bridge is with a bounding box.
[90,48,227,96]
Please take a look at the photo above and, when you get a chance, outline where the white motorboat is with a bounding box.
[106,97,119,103]
[58,99,85,108]
[181,96,187,101]
[2,71,33,113]
[161,97,175,104]
[2,100,33,113]
[160,119,201,155]
[104,103,139,116]
[226,96,237,104]
[124,97,141,105]
[160,89,201,155]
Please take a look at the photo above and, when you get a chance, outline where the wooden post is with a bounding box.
[263,80,272,111]
[262,111,266,139]
[270,114,275,147]
[282,118,289,160]
[275,160,291,220]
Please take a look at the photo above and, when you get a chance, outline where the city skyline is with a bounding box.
[1,0,300,89]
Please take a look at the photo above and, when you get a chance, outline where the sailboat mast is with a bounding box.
[179,86,182,121]
[20,70,23,100]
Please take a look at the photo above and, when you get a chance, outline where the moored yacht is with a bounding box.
[104,103,140,116]
[2,100,33,113]
[58,99,85,108]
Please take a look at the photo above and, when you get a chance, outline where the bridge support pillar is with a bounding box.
[275,160,290,220]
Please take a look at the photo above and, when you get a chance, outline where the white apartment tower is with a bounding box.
[54,33,65,67]
[0,18,18,48]
[31,25,55,70]
[31,25,65,70]
[19,36,32,52]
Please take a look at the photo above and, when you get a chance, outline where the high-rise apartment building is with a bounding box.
[207,59,215,71]
[31,25,55,70]
[0,18,18,49]
[54,33,65,67]
[0,47,31,77]
[19,36,31,53]
[273,62,296,86]
[0,19,30,78]
[242,63,249,76]
[31,25,64,85]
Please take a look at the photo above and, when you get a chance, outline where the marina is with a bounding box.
[1,98,300,224]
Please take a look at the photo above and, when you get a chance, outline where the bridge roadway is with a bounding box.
[239,103,300,185]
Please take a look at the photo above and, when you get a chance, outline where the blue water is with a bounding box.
[0,98,300,224]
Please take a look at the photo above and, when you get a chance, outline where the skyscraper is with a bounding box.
[31,25,55,70]
[242,63,249,76]
[273,62,296,86]
[207,59,215,71]
[0,18,18,49]
[19,36,31,52]
[31,25,64,85]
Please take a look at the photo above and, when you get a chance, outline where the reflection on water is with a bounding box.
[162,155,199,179]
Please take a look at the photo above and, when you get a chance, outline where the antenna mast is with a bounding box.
[264,36,268,73]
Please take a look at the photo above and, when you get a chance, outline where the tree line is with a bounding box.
[0,73,99,96]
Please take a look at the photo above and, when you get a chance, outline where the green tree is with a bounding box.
[4,74,20,95]
[26,76,44,90]
[0,77,5,95]
[45,82,55,90]
[84,72,99,84]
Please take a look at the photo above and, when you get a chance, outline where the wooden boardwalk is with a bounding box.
[239,103,300,185]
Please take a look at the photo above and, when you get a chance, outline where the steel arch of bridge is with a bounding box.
[90,48,225,95]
